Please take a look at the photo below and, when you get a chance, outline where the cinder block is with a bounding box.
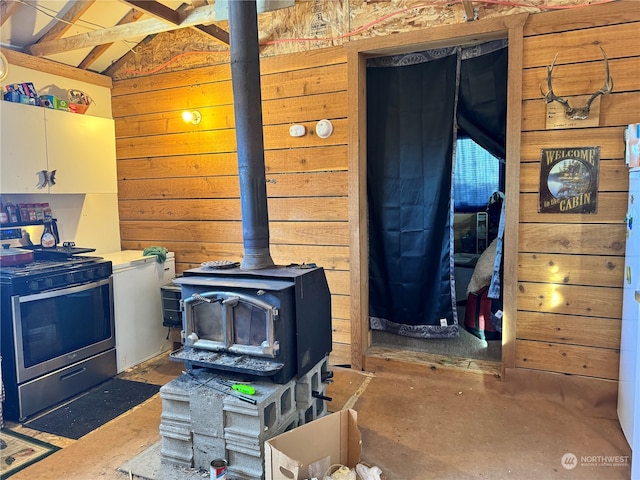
[159,366,338,478]
[223,377,295,439]
[192,432,226,471]
[189,382,226,437]
[225,409,299,480]
[225,440,263,479]
[297,384,329,426]
[160,434,193,467]
[160,422,191,442]
[225,465,263,480]
[160,373,197,423]
[295,381,327,412]
[295,356,329,406]
[299,395,328,425]
[160,399,191,424]
[160,372,198,398]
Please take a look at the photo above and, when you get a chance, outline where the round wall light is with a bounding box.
[182,110,202,125]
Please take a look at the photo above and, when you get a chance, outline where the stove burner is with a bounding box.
[0,256,101,277]
[0,255,112,295]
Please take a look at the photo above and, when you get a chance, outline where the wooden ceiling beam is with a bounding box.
[77,8,145,70]
[462,0,476,21]
[27,3,225,57]
[120,0,180,24]
[0,0,21,27]
[121,0,229,44]
[1,46,112,87]
[192,23,229,45]
[36,0,96,43]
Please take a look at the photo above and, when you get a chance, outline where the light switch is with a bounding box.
[289,124,306,137]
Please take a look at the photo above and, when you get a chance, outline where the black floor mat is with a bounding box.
[24,378,159,440]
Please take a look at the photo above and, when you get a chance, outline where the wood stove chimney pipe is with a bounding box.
[228,1,275,270]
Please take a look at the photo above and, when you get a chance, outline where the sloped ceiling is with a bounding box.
[0,0,284,76]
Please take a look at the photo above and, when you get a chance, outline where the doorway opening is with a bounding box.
[366,41,507,362]
[347,14,528,375]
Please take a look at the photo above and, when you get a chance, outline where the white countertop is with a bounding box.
[99,249,174,268]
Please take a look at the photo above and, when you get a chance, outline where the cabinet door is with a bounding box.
[44,109,118,194]
[0,101,48,193]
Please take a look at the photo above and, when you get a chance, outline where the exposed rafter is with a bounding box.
[121,0,229,45]
[462,0,477,21]
[35,0,96,44]
[0,0,20,26]
[121,0,180,24]
[77,8,145,70]
[27,2,226,57]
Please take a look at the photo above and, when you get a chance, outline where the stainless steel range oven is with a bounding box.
[0,254,116,421]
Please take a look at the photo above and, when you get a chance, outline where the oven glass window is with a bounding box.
[20,283,112,368]
[232,301,267,347]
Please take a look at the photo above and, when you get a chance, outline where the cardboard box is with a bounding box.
[54,98,69,111]
[40,95,56,109]
[264,409,362,480]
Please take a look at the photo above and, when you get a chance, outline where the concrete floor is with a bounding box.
[4,353,632,480]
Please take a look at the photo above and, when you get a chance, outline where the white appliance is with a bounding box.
[618,167,640,479]
[99,250,176,373]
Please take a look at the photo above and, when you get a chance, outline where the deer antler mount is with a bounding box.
[540,46,613,122]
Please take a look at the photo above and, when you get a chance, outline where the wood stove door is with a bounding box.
[183,291,278,358]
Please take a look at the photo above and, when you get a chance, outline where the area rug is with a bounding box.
[0,428,60,479]
[23,378,159,440]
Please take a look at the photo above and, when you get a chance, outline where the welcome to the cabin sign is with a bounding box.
[538,146,600,214]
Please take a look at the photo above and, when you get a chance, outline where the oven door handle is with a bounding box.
[17,277,112,302]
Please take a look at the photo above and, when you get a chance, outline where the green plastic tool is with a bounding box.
[231,384,256,395]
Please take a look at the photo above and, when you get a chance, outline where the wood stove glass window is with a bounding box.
[185,291,277,358]
[192,301,224,343]
[233,301,267,347]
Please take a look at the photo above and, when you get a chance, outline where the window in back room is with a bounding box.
[453,135,504,255]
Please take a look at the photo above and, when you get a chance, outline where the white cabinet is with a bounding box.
[0,101,47,193]
[100,250,176,373]
[44,108,117,194]
[0,101,117,194]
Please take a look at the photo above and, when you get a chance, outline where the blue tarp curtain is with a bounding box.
[367,41,507,338]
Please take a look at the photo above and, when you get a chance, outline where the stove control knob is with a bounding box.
[65,273,75,283]
[43,277,54,288]
[28,280,39,291]
[85,269,95,280]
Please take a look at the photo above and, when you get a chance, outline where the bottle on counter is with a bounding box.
[0,203,7,224]
[41,216,58,248]
[5,199,18,223]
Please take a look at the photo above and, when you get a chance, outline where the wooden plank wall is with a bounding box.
[110,0,638,378]
[516,1,640,381]
[110,46,352,366]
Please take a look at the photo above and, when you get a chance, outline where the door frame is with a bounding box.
[346,13,529,377]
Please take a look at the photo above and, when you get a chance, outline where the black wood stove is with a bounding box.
[171,264,331,384]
